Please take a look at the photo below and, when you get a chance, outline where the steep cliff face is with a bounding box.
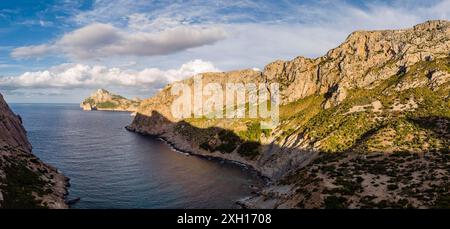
[0,95,31,153]
[129,20,449,122]
[128,20,450,208]
[81,89,141,112]
[263,20,450,107]
[0,94,68,208]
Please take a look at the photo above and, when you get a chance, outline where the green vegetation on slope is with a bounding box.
[279,57,450,153]
[172,57,449,160]
[82,89,140,110]
[279,149,450,208]
[96,101,117,109]
[0,152,49,209]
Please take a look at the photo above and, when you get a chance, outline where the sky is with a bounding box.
[0,0,449,103]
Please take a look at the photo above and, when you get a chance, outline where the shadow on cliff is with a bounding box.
[125,110,319,180]
[342,115,450,154]
[126,110,274,160]
[407,116,450,150]
[126,111,450,180]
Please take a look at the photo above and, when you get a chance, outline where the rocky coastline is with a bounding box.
[0,93,69,209]
[126,125,271,181]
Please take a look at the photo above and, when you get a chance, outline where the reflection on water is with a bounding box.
[11,104,261,209]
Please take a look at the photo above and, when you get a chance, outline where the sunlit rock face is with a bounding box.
[128,21,450,208]
[262,20,450,106]
[80,89,141,112]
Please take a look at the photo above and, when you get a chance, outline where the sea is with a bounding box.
[10,103,261,209]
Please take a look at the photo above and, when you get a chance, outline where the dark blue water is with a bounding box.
[10,104,260,209]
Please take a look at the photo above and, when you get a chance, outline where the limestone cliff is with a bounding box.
[0,93,68,208]
[264,20,450,107]
[81,89,141,112]
[127,20,450,208]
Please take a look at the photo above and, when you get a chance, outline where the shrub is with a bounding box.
[387,184,399,191]
[216,130,241,153]
[96,101,117,108]
[1,162,47,209]
[237,141,261,159]
[324,196,347,209]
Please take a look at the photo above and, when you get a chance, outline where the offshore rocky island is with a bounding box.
[125,20,450,208]
[81,89,141,112]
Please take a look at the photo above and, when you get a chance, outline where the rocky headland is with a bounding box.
[126,20,450,208]
[81,89,141,112]
[0,93,69,209]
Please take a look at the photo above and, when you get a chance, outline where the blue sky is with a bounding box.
[0,0,449,103]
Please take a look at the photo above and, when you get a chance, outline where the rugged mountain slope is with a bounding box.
[81,89,141,112]
[0,93,68,208]
[127,20,450,208]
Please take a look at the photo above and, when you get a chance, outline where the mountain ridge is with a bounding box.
[127,20,450,208]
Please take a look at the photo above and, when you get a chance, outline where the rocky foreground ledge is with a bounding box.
[0,93,69,209]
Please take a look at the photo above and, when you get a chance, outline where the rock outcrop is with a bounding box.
[263,20,450,107]
[81,89,140,112]
[0,93,68,209]
[127,20,450,208]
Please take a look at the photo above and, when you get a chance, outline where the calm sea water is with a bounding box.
[10,103,261,209]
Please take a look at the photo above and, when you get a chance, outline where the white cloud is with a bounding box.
[11,22,227,60]
[5,0,450,103]
[0,63,21,69]
[136,23,349,71]
[0,59,219,89]
[10,1,450,66]
[11,44,54,59]
[127,13,186,32]
[125,1,450,71]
